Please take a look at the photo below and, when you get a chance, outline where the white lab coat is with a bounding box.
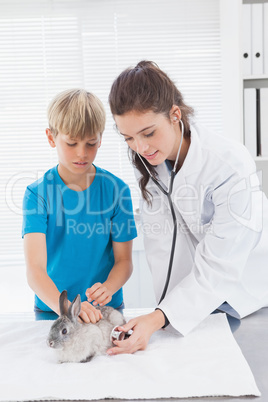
[136,122,268,336]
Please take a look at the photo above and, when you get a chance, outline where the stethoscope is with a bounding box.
[137,119,184,304]
[110,119,184,342]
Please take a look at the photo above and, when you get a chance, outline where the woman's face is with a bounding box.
[114,109,181,166]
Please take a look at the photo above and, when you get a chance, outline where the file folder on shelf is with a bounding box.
[242,4,252,76]
[264,3,268,75]
[244,88,257,158]
[260,88,268,157]
[251,3,263,76]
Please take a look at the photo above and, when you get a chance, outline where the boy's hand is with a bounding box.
[78,301,103,324]
[86,282,113,306]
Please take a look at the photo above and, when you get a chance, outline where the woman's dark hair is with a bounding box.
[109,60,194,203]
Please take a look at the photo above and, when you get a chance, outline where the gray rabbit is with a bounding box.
[47,290,126,363]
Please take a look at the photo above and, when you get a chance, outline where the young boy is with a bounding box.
[22,89,137,323]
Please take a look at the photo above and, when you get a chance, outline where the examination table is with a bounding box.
[0,307,267,402]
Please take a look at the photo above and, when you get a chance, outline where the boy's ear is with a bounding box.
[46,128,56,148]
[98,137,102,148]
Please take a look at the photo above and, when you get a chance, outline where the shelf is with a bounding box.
[254,157,268,162]
[244,75,268,80]
[244,78,268,89]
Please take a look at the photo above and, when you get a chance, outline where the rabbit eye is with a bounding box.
[62,328,67,335]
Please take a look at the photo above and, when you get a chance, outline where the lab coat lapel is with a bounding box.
[172,125,205,242]
[154,125,205,249]
[153,124,203,208]
[180,123,203,178]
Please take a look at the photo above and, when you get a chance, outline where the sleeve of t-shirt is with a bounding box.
[22,186,48,238]
[111,183,137,242]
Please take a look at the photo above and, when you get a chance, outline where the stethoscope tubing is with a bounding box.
[137,120,184,305]
[158,172,178,303]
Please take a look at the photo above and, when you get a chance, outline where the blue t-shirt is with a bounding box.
[22,165,137,311]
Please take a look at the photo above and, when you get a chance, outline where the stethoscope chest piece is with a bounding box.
[110,326,133,342]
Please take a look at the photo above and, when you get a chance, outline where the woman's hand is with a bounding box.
[86,282,113,306]
[78,301,103,324]
[107,310,165,355]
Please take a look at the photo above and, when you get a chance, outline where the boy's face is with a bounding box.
[46,129,101,180]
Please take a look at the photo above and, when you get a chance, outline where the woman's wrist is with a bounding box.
[149,309,166,332]
[155,308,170,328]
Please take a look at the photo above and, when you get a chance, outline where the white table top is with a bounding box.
[1,307,267,402]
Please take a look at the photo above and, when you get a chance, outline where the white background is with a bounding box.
[0,0,229,312]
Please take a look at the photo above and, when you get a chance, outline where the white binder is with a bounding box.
[264,3,268,75]
[244,88,257,158]
[242,4,251,76]
[251,3,263,76]
[260,88,268,156]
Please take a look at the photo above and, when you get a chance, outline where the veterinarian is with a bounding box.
[107,60,268,355]
[22,89,137,323]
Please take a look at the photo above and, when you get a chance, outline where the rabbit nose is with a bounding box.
[47,339,54,348]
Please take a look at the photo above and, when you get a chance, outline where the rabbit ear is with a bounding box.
[68,294,81,321]
[59,290,69,316]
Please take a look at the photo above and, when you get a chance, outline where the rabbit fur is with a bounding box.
[47,290,126,363]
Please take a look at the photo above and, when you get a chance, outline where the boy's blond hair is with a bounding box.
[47,89,106,139]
